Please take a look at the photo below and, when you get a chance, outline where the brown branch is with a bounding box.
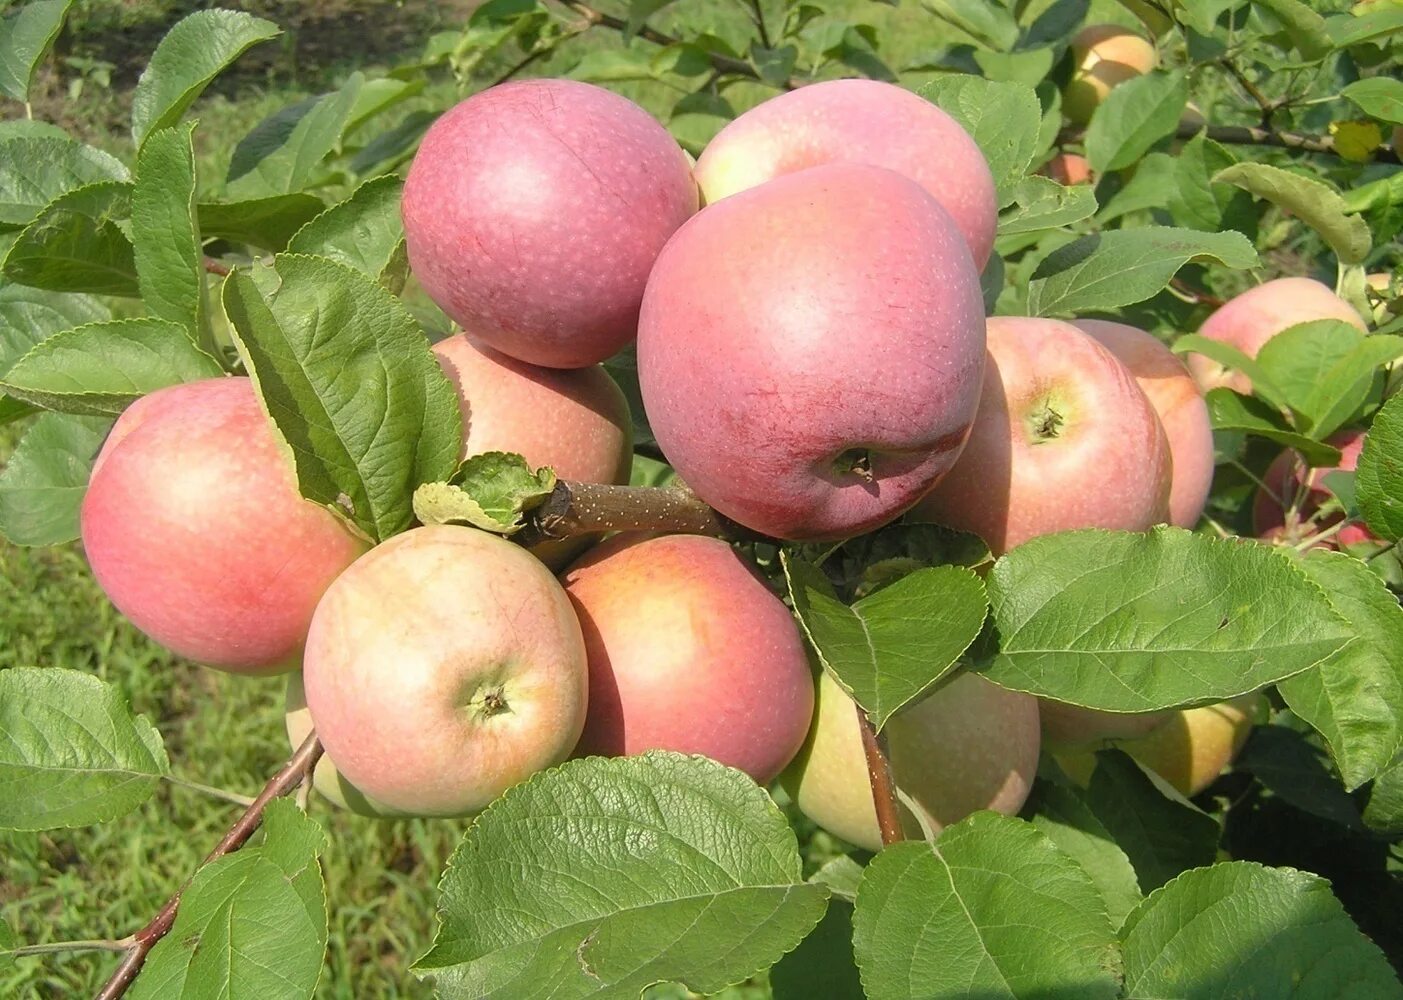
[96,733,325,1000]
[857,704,904,847]
[517,480,767,546]
[1219,59,1274,126]
[1060,119,1402,165]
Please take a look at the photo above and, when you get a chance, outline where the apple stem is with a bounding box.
[519,480,770,546]
[856,704,904,848]
[94,732,325,1000]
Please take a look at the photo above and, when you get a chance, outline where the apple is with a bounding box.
[1253,429,1375,548]
[80,377,367,674]
[1076,319,1214,529]
[780,670,1040,853]
[1056,693,1267,797]
[1187,277,1368,394]
[910,316,1172,556]
[637,162,985,541]
[285,672,401,817]
[1063,25,1159,126]
[1040,699,1172,749]
[302,524,588,817]
[401,78,698,369]
[1041,152,1091,186]
[692,78,997,269]
[561,533,814,785]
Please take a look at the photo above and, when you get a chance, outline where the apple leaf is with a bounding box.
[1255,0,1331,61]
[1363,756,1403,834]
[851,813,1121,1000]
[0,916,14,971]
[1171,333,1292,412]
[198,193,326,251]
[226,75,363,200]
[1254,321,1403,438]
[132,122,206,346]
[0,0,72,102]
[1357,393,1403,541]
[415,753,828,998]
[413,452,557,536]
[1214,163,1371,265]
[1342,77,1403,126]
[998,176,1098,236]
[287,175,407,292]
[976,526,1352,712]
[1200,389,1343,467]
[2,181,138,296]
[919,75,1041,207]
[0,667,169,830]
[0,283,108,378]
[1119,863,1400,998]
[1168,133,1255,236]
[1236,725,1364,829]
[770,900,863,1000]
[0,135,129,231]
[783,553,988,731]
[0,411,111,546]
[1086,70,1188,175]
[1026,780,1143,928]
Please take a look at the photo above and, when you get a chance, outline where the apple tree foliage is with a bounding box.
[2,0,1403,997]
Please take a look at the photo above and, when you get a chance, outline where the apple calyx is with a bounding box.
[834,448,876,483]
[1026,397,1066,443]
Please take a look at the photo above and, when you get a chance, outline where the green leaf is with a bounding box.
[0,283,108,376]
[132,123,206,344]
[0,0,72,102]
[254,798,329,941]
[809,854,864,904]
[0,411,110,545]
[1096,151,1176,224]
[413,452,557,535]
[198,193,325,251]
[0,667,169,830]
[226,75,363,199]
[1343,77,1403,126]
[1086,70,1189,174]
[1200,388,1343,466]
[1085,751,1220,892]
[2,181,137,296]
[1027,227,1258,317]
[626,0,678,38]
[1357,393,1403,541]
[0,916,14,969]
[0,317,221,417]
[0,135,130,231]
[783,553,988,731]
[349,109,437,177]
[221,254,462,542]
[1364,756,1403,834]
[1172,334,1292,412]
[287,175,406,291]
[1236,725,1363,828]
[343,76,425,137]
[130,9,281,146]
[1254,321,1403,437]
[922,0,1020,50]
[1026,780,1143,928]
[415,753,828,999]
[1168,133,1255,235]
[1327,6,1403,49]
[1119,862,1400,997]
[1255,0,1331,61]
[977,526,1352,712]
[851,813,1120,1000]
[919,76,1042,208]
[998,176,1098,236]
[1214,163,1371,265]
[769,900,863,1000]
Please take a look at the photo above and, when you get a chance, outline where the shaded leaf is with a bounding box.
[1215,162,1371,265]
[0,0,72,102]
[0,411,110,546]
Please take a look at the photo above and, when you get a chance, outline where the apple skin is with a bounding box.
[1056,693,1267,797]
[561,533,814,785]
[1076,319,1214,529]
[1040,700,1172,749]
[1041,152,1091,186]
[638,162,985,541]
[910,316,1172,556]
[1188,277,1368,394]
[80,377,367,674]
[780,670,1040,853]
[1253,429,1375,548]
[401,78,698,369]
[693,79,997,269]
[285,672,403,817]
[302,524,588,817]
[1063,25,1159,125]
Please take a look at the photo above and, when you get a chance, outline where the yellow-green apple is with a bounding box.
[1253,429,1375,547]
[910,316,1172,556]
[693,79,997,269]
[1187,277,1368,394]
[285,672,400,817]
[1040,699,1172,749]
[637,162,985,541]
[561,533,813,784]
[1063,25,1159,125]
[1056,692,1266,796]
[80,377,366,674]
[402,79,698,369]
[302,524,588,816]
[1041,152,1092,186]
[780,670,1039,852]
[1076,319,1214,529]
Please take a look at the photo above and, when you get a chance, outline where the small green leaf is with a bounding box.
[783,553,988,730]
[2,181,137,296]
[415,753,828,999]
[626,0,678,38]
[919,76,1042,207]
[0,136,129,231]
[1357,393,1403,541]
[1168,133,1255,235]
[0,667,169,830]
[1200,388,1344,466]
[1026,780,1143,928]
[226,75,363,199]
[1173,334,1291,412]
[0,411,110,546]
[998,176,1098,236]
[132,123,206,344]
[1257,322,1403,440]
[852,813,1121,1000]
[1214,162,1371,265]
[131,9,281,146]
[1255,0,1331,61]
[809,854,865,903]
[287,175,406,291]
[922,0,1020,50]
[1343,77,1403,126]
[198,193,325,251]
[977,526,1352,712]
[0,0,73,102]
[1027,227,1258,316]
[343,76,425,137]
[1097,151,1176,224]
[413,452,557,535]
[1236,725,1364,828]
[1119,862,1400,997]
[1328,6,1403,49]
[1086,70,1189,174]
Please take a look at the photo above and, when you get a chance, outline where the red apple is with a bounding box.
[402,79,698,369]
[561,533,814,785]
[638,162,985,541]
[1253,429,1375,547]
[1042,152,1092,186]
[80,377,366,673]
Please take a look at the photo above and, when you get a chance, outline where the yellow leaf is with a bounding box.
[1330,119,1384,162]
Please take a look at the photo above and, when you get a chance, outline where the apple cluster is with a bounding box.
[77,74,1368,848]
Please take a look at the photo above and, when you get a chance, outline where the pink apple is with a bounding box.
[780,670,1040,852]
[911,316,1172,556]
[1253,429,1375,547]
[1041,152,1092,186]
[561,533,814,785]
[80,377,366,674]
[284,672,401,817]
[1063,25,1159,125]
[693,79,997,269]
[638,162,985,541]
[402,79,698,369]
[1188,277,1368,394]
[1076,319,1214,528]
[302,524,588,816]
